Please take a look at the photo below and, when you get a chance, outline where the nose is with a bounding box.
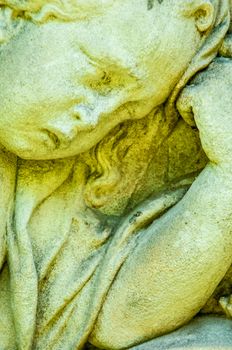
[46,95,123,146]
[73,94,125,128]
[73,104,100,128]
[47,117,79,146]
[46,107,101,147]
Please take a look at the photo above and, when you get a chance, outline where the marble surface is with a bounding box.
[0,1,231,349]
[131,316,232,350]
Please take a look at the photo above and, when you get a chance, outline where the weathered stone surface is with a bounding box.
[130,317,232,350]
[0,1,232,350]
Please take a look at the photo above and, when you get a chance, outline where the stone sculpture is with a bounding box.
[0,0,232,349]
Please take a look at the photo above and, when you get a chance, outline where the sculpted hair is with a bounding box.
[0,0,162,23]
[82,111,162,216]
[148,0,163,9]
[0,0,163,42]
[0,1,90,25]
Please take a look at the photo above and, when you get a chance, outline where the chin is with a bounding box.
[12,147,51,160]
[17,153,55,160]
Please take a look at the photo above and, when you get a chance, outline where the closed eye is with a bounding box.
[78,44,140,94]
[81,67,141,97]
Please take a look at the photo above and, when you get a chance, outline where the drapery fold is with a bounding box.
[7,158,75,350]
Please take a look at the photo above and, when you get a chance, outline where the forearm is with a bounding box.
[91,58,232,349]
[91,163,232,349]
[160,162,232,261]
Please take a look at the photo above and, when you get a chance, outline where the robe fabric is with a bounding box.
[0,112,204,350]
[0,151,185,350]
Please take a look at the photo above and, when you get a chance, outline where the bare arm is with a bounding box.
[90,58,232,349]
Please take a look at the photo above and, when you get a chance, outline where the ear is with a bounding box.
[184,0,215,33]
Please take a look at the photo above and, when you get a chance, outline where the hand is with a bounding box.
[220,295,232,318]
[177,58,232,167]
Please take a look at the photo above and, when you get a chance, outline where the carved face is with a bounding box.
[0,0,204,159]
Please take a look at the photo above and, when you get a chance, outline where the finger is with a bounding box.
[177,85,197,127]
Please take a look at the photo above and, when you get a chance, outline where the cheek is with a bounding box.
[147,36,199,101]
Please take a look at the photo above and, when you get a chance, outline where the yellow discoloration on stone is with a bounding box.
[0,1,231,350]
